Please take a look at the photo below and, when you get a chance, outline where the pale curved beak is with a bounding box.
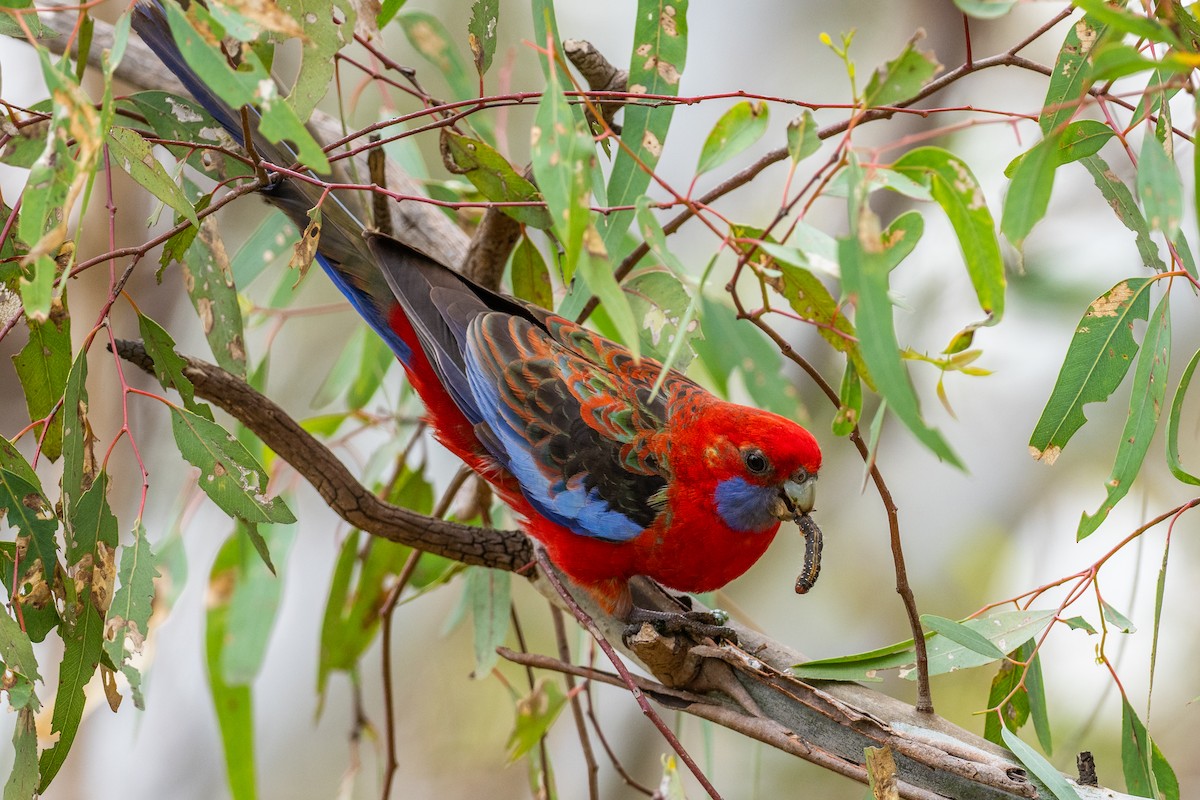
[770,474,817,521]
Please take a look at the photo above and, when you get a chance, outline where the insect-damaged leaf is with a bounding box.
[162,0,329,172]
[441,130,551,228]
[602,0,688,257]
[1077,295,1170,539]
[892,146,1005,324]
[531,59,595,284]
[182,216,247,378]
[467,0,499,76]
[170,406,295,525]
[11,295,71,460]
[106,125,199,228]
[1029,278,1152,465]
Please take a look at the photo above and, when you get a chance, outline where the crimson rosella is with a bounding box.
[132,1,823,626]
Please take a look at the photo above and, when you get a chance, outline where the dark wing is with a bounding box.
[464,313,693,542]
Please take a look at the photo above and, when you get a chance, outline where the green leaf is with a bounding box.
[1063,616,1098,635]
[921,614,1006,660]
[510,234,553,309]
[694,295,801,418]
[137,310,209,417]
[103,523,158,676]
[794,609,1053,681]
[182,218,247,378]
[1101,600,1136,634]
[441,131,551,228]
[398,11,476,108]
[205,534,257,800]
[1166,347,1200,485]
[1137,131,1183,238]
[1071,0,1180,47]
[1025,646,1052,754]
[1029,278,1152,463]
[0,469,59,630]
[1078,294,1170,539]
[346,329,395,411]
[467,565,511,677]
[892,146,1004,322]
[1080,154,1166,271]
[832,359,863,436]
[575,232,641,358]
[633,198,709,370]
[223,522,294,684]
[1040,16,1105,135]
[786,110,820,163]
[57,345,89,572]
[532,60,596,285]
[377,0,405,27]
[1001,131,1061,251]
[0,608,40,684]
[1122,697,1180,800]
[862,33,940,108]
[1004,120,1114,176]
[4,708,39,800]
[467,0,499,76]
[162,0,328,172]
[532,56,592,277]
[37,604,103,791]
[274,0,354,121]
[952,0,1016,19]
[695,100,769,176]
[983,644,1031,747]
[740,225,869,381]
[602,0,688,256]
[169,406,296,525]
[840,168,961,468]
[106,126,199,228]
[230,211,293,288]
[317,466,434,694]
[124,91,250,181]
[506,678,567,763]
[20,54,100,270]
[1000,726,1081,800]
[11,297,71,460]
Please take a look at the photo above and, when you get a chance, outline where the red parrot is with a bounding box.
[133,2,822,626]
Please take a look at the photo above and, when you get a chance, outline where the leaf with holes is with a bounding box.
[1081,154,1165,271]
[602,0,688,257]
[170,406,295,525]
[441,131,550,228]
[1029,278,1152,464]
[1078,295,1170,539]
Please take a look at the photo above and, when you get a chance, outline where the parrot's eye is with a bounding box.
[742,449,770,474]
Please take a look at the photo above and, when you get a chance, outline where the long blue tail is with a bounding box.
[131,0,421,361]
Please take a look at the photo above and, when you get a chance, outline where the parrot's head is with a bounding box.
[680,403,822,534]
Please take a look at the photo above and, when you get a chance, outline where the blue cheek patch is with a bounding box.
[714,477,778,533]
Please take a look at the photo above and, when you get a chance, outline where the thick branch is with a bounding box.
[112,338,533,570]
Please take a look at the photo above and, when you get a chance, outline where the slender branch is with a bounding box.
[531,548,724,800]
